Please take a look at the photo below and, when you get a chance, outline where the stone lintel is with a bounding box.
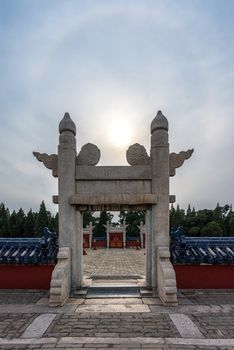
[70,193,157,205]
[77,204,151,212]
[75,165,151,180]
[53,194,175,205]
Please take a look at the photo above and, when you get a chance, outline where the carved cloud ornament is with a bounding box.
[126,143,150,166]
[169,149,194,176]
[76,143,101,166]
[33,152,58,177]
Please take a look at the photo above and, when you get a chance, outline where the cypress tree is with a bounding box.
[0,203,9,235]
[24,209,36,236]
[34,201,50,236]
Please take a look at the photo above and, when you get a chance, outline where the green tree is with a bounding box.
[8,210,18,236]
[16,208,26,235]
[93,211,113,237]
[0,203,9,235]
[119,211,145,237]
[201,221,223,236]
[83,211,95,228]
[34,201,50,236]
[24,209,36,236]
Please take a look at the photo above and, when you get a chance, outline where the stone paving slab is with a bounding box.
[83,249,145,278]
[191,313,234,339]
[84,298,143,305]
[0,313,37,339]
[0,336,234,349]
[75,304,150,313]
[44,313,180,339]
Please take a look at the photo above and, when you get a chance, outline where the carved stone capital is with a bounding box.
[151,130,169,147]
[33,151,58,177]
[169,149,194,176]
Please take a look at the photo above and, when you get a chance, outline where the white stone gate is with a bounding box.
[34,111,193,307]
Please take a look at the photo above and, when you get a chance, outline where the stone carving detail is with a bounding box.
[157,246,178,306]
[169,149,194,176]
[151,130,169,147]
[33,151,58,177]
[76,143,100,166]
[49,247,71,307]
[126,143,150,166]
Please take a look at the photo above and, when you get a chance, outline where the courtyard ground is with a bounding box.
[0,248,233,349]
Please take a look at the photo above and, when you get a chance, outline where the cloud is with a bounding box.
[0,0,234,213]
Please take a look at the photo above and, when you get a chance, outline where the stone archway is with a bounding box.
[33,111,193,306]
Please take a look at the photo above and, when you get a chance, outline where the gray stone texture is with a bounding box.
[126,143,150,165]
[76,143,100,166]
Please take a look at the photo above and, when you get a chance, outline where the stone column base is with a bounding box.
[157,246,178,306]
[49,247,71,307]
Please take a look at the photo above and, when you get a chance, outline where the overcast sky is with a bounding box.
[0,0,234,214]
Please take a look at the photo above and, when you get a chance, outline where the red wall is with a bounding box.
[92,240,107,248]
[0,264,234,290]
[174,264,234,289]
[0,265,54,289]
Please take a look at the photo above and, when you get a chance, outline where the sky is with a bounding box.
[0,0,234,214]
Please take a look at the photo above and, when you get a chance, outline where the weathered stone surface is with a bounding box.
[170,149,194,176]
[157,247,178,306]
[151,110,169,133]
[70,193,157,205]
[21,314,56,338]
[59,112,76,135]
[33,152,58,177]
[76,143,100,166]
[75,165,151,180]
[126,143,150,166]
[49,247,71,307]
[169,313,204,338]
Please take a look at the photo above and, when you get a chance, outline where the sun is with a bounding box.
[109,120,133,148]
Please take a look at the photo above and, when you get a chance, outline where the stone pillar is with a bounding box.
[76,210,83,288]
[150,111,170,289]
[145,209,152,287]
[150,111,177,304]
[58,113,79,290]
[140,221,144,249]
[89,221,93,248]
[123,220,126,248]
[106,221,110,248]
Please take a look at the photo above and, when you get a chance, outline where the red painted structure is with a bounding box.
[109,232,123,248]
[0,265,54,289]
[174,264,234,289]
[83,234,90,248]
[0,264,234,289]
[126,239,141,248]
[92,238,106,248]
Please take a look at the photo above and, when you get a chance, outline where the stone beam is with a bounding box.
[70,193,157,205]
[75,165,151,180]
[53,194,175,205]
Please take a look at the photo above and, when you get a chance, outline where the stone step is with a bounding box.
[86,286,141,298]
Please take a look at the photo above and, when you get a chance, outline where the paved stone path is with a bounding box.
[83,248,146,278]
[0,249,233,349]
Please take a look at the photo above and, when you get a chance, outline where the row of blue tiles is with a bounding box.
[170,227,234,264]
[0,228,58,264]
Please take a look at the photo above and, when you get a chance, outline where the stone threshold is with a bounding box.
[0,336,234,347]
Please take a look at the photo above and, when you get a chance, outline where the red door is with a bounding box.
[109,232,123,248]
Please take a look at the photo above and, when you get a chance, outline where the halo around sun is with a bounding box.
[109,120,133,148]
